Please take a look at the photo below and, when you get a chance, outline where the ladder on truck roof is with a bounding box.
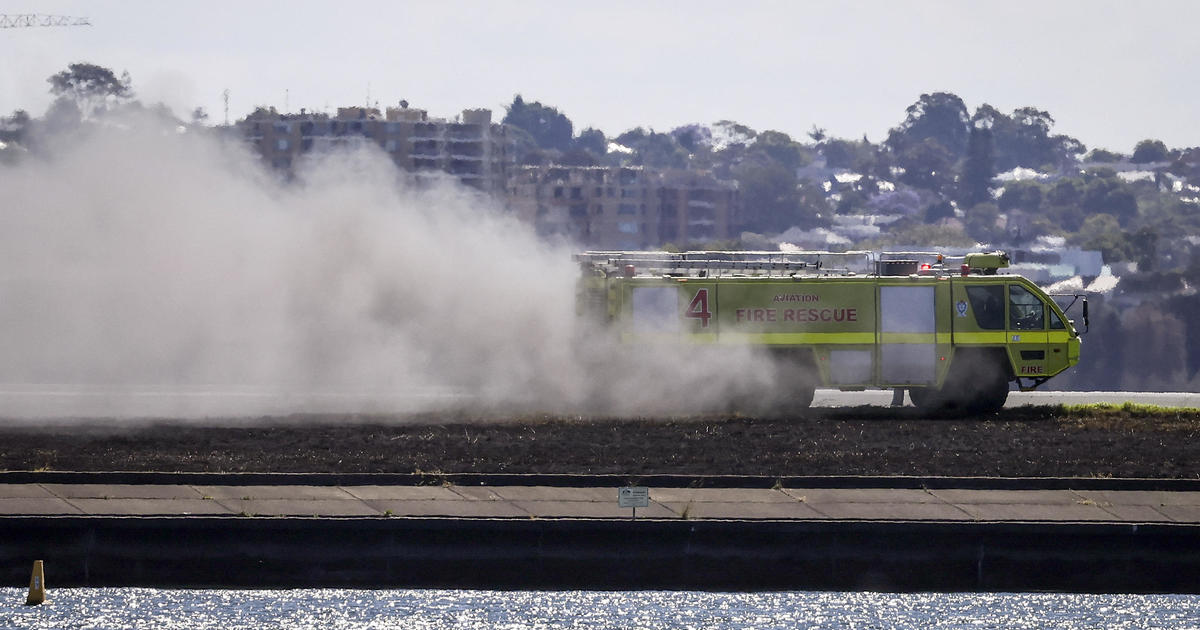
[575,250,963,278]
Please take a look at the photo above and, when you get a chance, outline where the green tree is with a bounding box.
[504,125,543,166]
[1048,178,1082,206]
[1087,148,1124,163]
[835,189,870,214]
[733,155,812,233]
[670,124,711,153]
[502,95,573,152]
[573,127,606,156]
[1082,173,1139,225]
[896,137,955,193]
[755,130,810,170]
[923,199,956,224]
[821,138,855,169]
[886,92,970,158]
[960,118,995,206]
[870,223,975,248]
[963,202,1002,242]
[1043,203,1085,233]
[47,62,132,118]
[974,103,1084,171]
[822,138,877,171]
[1075,213,1129,262]
[1129,227,1159,271]
[1131,139,1169,164]
[614,127,646,148]
[998,181,1043,212]
[621,130,688,168]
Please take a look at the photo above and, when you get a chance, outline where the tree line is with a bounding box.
[500,91,1200,272]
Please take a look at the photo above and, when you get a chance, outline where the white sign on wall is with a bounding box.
[618,487,650,508]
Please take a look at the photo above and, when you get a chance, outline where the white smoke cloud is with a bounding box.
[0,113,778,419]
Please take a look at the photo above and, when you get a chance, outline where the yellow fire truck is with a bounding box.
[576,250,1086,412]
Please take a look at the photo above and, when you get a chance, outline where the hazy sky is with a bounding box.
[2,0,1197,152]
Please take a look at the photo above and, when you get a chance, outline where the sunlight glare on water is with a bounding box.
[0,588,1198,629]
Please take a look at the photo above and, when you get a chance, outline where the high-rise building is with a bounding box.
[509,165,739,248]
[508,165,658,248]
[239,106,739,247]
[238,105,512,193]
[657,170,740,246]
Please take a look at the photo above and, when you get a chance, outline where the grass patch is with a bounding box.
[1061,402,1200,416]
[1054,402,1200,432]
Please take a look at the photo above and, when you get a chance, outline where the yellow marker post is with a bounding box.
[26,560,45,606]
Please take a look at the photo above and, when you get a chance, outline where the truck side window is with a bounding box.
[965,285,1004,330]
[1009,285,1044,330]
[1049,309,1065,330]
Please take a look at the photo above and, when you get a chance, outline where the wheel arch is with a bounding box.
[951,346,1014,381]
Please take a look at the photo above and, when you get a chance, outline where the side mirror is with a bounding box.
[1082,299,1089,329]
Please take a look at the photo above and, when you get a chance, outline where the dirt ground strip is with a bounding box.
[0,406,1196,478]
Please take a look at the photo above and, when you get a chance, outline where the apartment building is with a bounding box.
[239,107,738,247]
[509,165,739,248]
[238,105,511,193]
[657,170,740,246]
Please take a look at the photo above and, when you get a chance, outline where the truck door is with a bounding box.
[878,284,941,387]
[1007,283,1050,378]
[1045,304,1075,376]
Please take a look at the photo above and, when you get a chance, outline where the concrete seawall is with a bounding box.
[1,517,1197,592]
[2,474,1198,592]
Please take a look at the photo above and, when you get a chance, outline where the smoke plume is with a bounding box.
[0,114,775,419]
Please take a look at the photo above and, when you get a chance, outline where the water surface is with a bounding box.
[2,588,1198,629]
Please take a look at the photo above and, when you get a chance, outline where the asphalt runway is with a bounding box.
[0,384,1195,421]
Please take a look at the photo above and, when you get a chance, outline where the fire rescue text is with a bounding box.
[735,308,858,323]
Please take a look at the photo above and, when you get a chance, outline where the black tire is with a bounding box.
[966,359,1010,413]
[777,353,817,411]
[908,385,934,409]
[783,379,816,410]
[910,351,1010,414]
[908,383,965,413]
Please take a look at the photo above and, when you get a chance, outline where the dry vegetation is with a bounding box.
[1,405,1196,479]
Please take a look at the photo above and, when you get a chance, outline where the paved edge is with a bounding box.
[2,471,1199,491]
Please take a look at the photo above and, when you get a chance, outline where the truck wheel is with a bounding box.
[908,386,933,409]
[966,361,1009,413]
[765,352,817,413]
[784,380,816,410]
[910,354,1009,414]
[908,383,963,412]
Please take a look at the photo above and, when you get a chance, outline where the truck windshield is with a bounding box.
[1009,285,1044,330]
